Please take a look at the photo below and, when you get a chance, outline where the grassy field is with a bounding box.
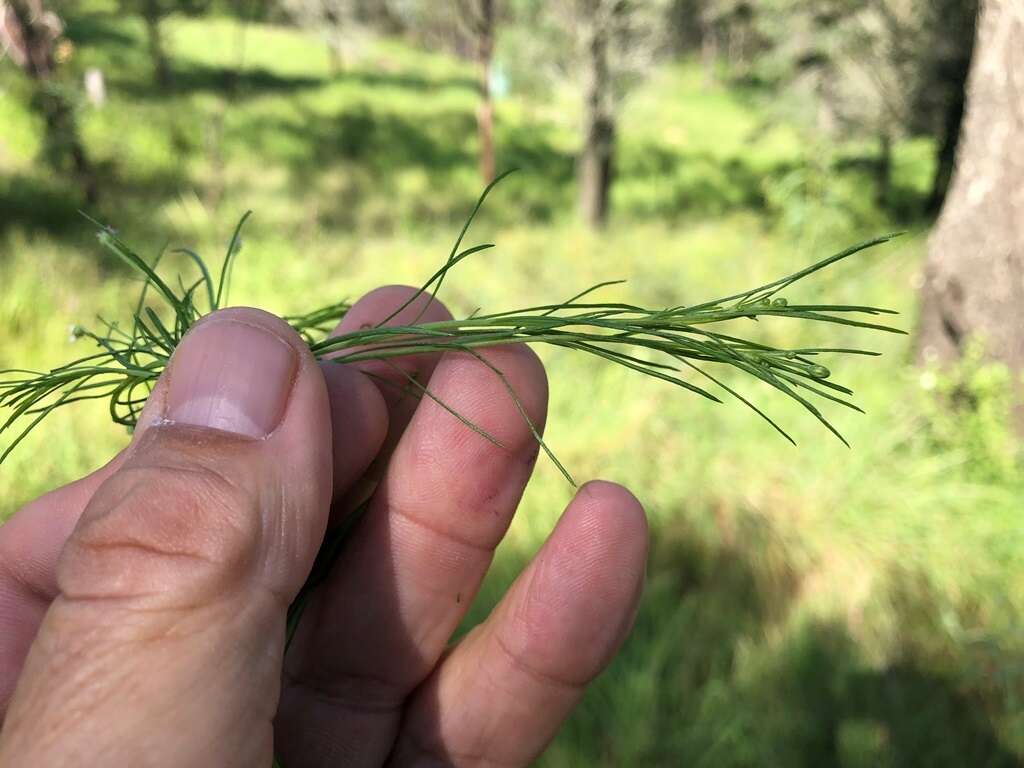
[2,6,1023,765]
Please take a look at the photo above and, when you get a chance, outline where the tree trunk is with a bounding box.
[700,23,717,88]
[915,0,1024,404]
[475,0,495,185]
[143,1,171,88]
[875,129,892,210]
[926,54,975,215]
[326,41,343,74]
[578,4,615,229]
[323,5,344,75]
[926,88,967,216]
[922,0,978,216]
[35,87,98,203]
[1,0,56,78]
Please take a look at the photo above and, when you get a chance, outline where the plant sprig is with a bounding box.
[0,171,904,478]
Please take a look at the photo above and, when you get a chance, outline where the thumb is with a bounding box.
[0,308,333,767]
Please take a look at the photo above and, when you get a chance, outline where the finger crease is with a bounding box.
[283,668,408,717]
[0,553,52,607]
[389,500,497,558]
[492,631,587,694]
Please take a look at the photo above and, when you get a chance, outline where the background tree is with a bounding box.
[665,0,704,54]
[577,0,669,227]
[823,0,928,208]
[115,0,220,88]
[537,0,668,228]
[139,0,171,87]
[389,0,500,184]
[284,0,368,72]
[915,0,1024,413]
[115,0,172,87]
[831,0,979,212]
[699,0,759,84]
[0,0,96,201]
[693,1,976,215]
[575,0,617,227]
[456,0,497,184]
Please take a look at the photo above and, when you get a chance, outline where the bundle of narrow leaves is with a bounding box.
[0,174,903,469]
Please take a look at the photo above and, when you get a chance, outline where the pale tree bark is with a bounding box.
[578,0,617,229]
[456,0,496,185]
[284,0,363,75]
[915,0,1024,407]
[1,0,57,79]
[700,14,718,89]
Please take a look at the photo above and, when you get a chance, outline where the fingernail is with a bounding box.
[165,319,297,438]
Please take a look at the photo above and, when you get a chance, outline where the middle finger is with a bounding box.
[276,343,549,768]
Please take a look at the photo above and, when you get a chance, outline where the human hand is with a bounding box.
[0,286,648,767]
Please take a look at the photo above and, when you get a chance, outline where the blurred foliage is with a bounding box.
[281,0,378,71]
[498,0,670,100]
[917,344,1021,485]
[1,2,1021,766]
[694,0,977,210]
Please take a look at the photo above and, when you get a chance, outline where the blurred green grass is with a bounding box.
[1,7,1022,765]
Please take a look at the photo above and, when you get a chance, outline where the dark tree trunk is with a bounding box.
[915,0,1024,413]
[579,113,615,228]
[143,1,171,88]
[475,0,495,185]
[926,90,966,216]
[920,0,978,216]
[875,129,892,210]
[35,88,98,203]
[925,23,977,216]
[367,0,405,35]
[578,2,616,229]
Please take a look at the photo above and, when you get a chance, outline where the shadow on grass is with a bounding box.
[236,101,820,231]
[617,140,784,216]
[109,60,475,102]
[109,63,325,100]
[0,164,192,274]
[0,174,87,241]
[37,6,936,242]
[63,12,137,50]
[40,7,937,234]
[460,510,1021,767]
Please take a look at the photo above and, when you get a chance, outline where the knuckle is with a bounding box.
[59,447,263,606]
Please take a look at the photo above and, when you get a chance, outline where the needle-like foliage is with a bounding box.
[0,171,904,479]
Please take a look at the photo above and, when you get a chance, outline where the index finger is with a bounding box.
[0,450,125,712]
